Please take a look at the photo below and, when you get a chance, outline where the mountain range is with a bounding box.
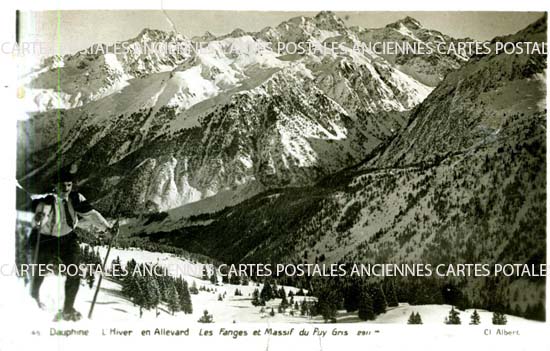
[17,12,547,317]
[18,11,467,214]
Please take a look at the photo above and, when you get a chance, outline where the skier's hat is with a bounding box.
[56,169,76,183]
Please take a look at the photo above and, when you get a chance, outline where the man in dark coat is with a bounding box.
[30,170,112,321]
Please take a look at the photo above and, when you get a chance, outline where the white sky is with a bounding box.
[19,11,545,55]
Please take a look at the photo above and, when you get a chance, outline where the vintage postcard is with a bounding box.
[1,2,548,350]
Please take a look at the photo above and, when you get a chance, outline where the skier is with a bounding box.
[30,170,113,321]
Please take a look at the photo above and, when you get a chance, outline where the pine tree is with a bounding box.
[181,281,193,314]
[269,308,275,317]
[167,283,180,315]
[315,286,338,323]
[189,280,199,294]
[251,288,259,305]
[492,311,507,325]
[157,274,169,302]
[122,269,142,306]
[133,275,146,318]
[251,288,265,306]
[357,289,375,321]
[149,276,161,312]
[202,266,209,281]
[113,256,121,266]
[198,310,213,323]
[369,284,387,315]
[127,259,137,274]
[408,312,423,324]
[470,310,481,325]
[277,287,285,299]
[272,281,280,298]
[280,288,289,309]
[260,281,274,301]
[385,280,399,307]
[210,270,218,285]
[344,281,361,312]
[279,297,289,312]
[175,277,193,314]
[445,307,461,325]
[300,300,309,316]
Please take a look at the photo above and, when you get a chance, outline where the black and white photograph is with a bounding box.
[0,2,548,350]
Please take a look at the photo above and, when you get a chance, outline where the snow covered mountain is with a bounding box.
[20,29,192,112]
[18,12,467,215]
[372,15,547,167]
[141,16,546,318]
[354,16,470,86]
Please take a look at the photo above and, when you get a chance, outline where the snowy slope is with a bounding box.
[1,246,540,324]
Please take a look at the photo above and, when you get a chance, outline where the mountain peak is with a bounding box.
[386,16,422,30]
[131,28,190,45]
[135,28,175,41]
[138,28,164,36]
[230,28,247,37]
[402,16,422,28]
[315,10,337,19]
[313,11,346,30]
[191,31,217,42]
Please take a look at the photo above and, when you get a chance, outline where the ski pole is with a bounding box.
[30,210,46,292]
[30,228,42,292]
[88,220,119,319]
